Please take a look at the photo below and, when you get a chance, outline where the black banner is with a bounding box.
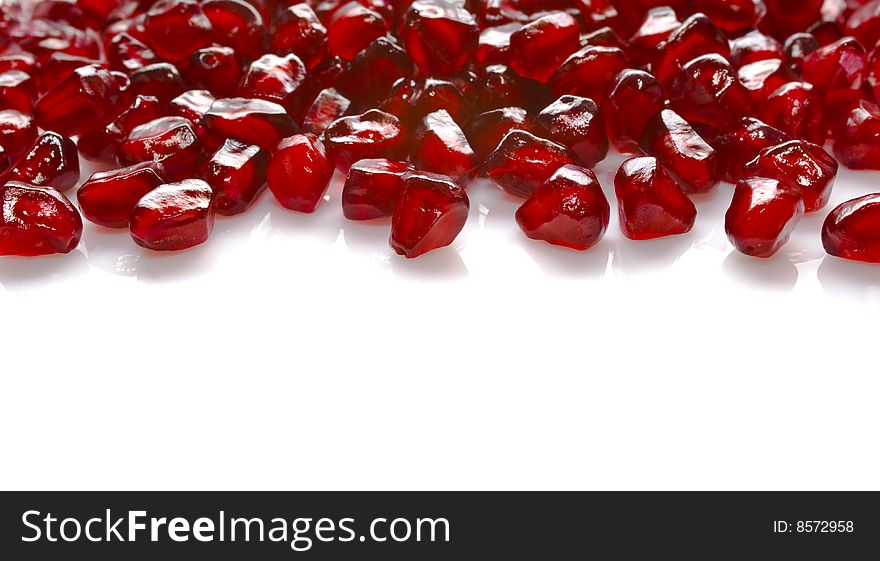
[1,492,877,558]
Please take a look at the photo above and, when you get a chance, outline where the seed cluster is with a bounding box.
[2,0,880,261]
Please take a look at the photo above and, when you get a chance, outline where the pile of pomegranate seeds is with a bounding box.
[4,0,880,263]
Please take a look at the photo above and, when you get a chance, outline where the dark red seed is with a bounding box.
[466,106,533,160]
[758,81,826,145]
[652,13,730,89]
[515,164,609,250]
[402,0,480,77]
[802,36,866,93]
[764,0,823,37]
[550,45,627,102]
[669,54,753,131]
[614,156,697,240]
[129,178,215,251]
[182,47,242,97]
[822,193,880,262]
[833,100,880,170]
[346,36,415,107]
[267,133,335,212]
[0,109,37,162]
[107,32,160,73]
[77,161,167,227]
[738,58,792,103]
[38,53,103,93]
[391,170,469,258]
[4,132,79,192]
[128,62,187,105]
[476,22,521,65]
[712,117,791,184]
[144,0,214,62]
[118,116,205,180]
[784,32,820,75]
[33,64,126,137]
[689,0,766,35]
[167,90,215,132]
[269,4,328,69]
[323,109,406,171]
[237,53,309,113]
[729,29,783,67]
[744,139,837,213]
[725,176,804,258]
[411,110,475,180]
[626,6,679,67]
[327,2,388,61]
[471,64,527,114]
[844,0,880,49]
[535,95,607,167]
[0,181,82,256]
[202,0,265,59]
[482,129,574,198]
[78,95,165,163]
[603,69,665,154]
[302,88,352,135]
[509,11,581,84]
[0,53,38,76]
[640,109,719,194]
[0,70,37,113]
[200,139,269,215]
[203,97,299,151]
[342,158,412,220]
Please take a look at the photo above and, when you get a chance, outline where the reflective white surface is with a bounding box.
[1,152,878,490]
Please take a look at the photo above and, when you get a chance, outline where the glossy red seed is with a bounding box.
[402,1,480,77]
[342,158,412,220]
[784,32,819,75]
[323,109,406,171]
[482,129,574,198]
[580,26,625,50]
[128,63,187,105]
[38,53,104,93]
[653,13,730,88]
[346,37,415,106]
[844,0,880,49]
[729,29,782,67]
[200,139,269,215]
[33,64,125,137]
[327,2,387,61]
[640,110,719,194]
[725,177,804,258]
[802,36,866,92]
[764,0,823,37]
[614,156,696,240]
[237,53,309,113]
[515,164,608,250]
[744,140,837,212]
[168,90,215,132]
[77,161,167,227]
[712,117,791,183]
[119,116,205,180]
[144,0,213,62]
[391,171,469,258]
[202,0,265,59]
[0,110,37,162]
[130,178,215,251]
[509,12,581,83]
[203,98,299,151]
[738,58,792,103]
[269,4,327,69]
[0,53,38,76]
[550,45,627,101]
[0,70,37,113]
[107,32,160,73]
[79,95,165,163]
[303,88,352,135]
[603,69,664,154]
[822,193,880,262]
[411,110,475,180]
[0,181,82,256]
[535,95,607,167]
[833,100,880,169]
[758,81,826,145]
[267,133,334,212]
[669,54,753,131]
[476,22,521,65]
[182,47,242,97]
[4,132,79,192]
[466,106,533,160]
[690,0,766,35]
[626,6,679,67]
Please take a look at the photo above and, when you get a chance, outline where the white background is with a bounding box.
[1,151,878,490]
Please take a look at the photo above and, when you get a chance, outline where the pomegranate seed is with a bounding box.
[653,13,730,88]
[784,32,820,75]
[833,100,880,169]
[712,117,791,183]
[302,88,352,135]
[689,0,766,35]
[144,0,213,62]
[0,70,37,114]
[466,106,533,160]
[168,90,215,132]
[807,21,844,48]
[411,110,475,180]
[269,4,327,69]
[237,53,309,113]
[535,95,607,167]
[614,156,697,240]
[78,95,165,163]
[38,53,103,93]
[203,97,299,151]
[844,0,880,49]
[77,161,167,228]
[802,36,866,94]
[342,158,412,220]
[323,109,406,171]
[730,30,783,67]
[603,69,664,154]
[482,129,574,198]
[0,181,82,256]
[758,81,826,145]
[0,109,37,162]
[182,47,242,97]
[130,178,215,251]
[476,22,521,65]
[402,1,480,77]
[764,0,823,37]
[550,45,627,101]
[107,32,160,73]
[128,62,187,105]
[640,109,719,194]
[822,193,880,262]
[347,37,415,106]
[119,116,205,181]
[669,54,753,131]
[738,58,792,103]
[744,139,837,213]
[267,133,335,212]
[327,2,388,61]
[626,6,679,67]
[391,170,469,258]
[33,64,126,137]
[0,53,38,75]
[3,132,79,192]
[200,139,269,215]
[509,12,581,84]
[515,164,609,250]
[725,177,805,258]
[202,0,265,60]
